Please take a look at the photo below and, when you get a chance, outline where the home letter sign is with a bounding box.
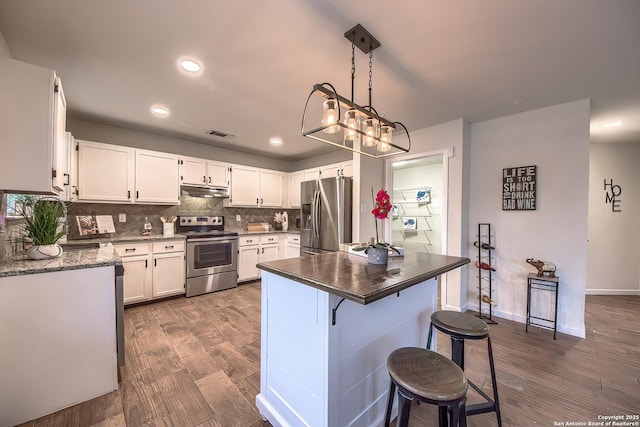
[502,165,537,211]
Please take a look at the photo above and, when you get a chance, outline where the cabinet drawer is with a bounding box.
[114,243,150,257]
[287,234,300,244]
[260,235,279,244]
[239,236,260,246]
[152,240,185,254]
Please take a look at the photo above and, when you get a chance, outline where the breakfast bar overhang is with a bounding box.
[256,251,469,427]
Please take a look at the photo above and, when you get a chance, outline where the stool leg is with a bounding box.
[396,389,413,427]
[427,322,434,350]
[458,399,467,427]
[487,336,502,427]
[451,336,465,370]
[384,380,396,427]
[438,405,448,427]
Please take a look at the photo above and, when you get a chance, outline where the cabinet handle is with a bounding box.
[63,173,70,186]
[127,190,131,199]
[256,248,259,254]
[136,191,139,199]
[165,245,174,249]
[262,247,265,254]
[208,176,212,184]
[256,198,259,205]
[247,239,253,243]
[154,258,157,267]
[260,198,263,205]
[145,259,148,268]
[180,175,183,181]
[125,248,136,253]
[203,175,207,183]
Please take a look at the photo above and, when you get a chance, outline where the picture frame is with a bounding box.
[402,217,417,229]
[416,189,431,204]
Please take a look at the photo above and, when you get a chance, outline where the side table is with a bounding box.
[526,273,560,339]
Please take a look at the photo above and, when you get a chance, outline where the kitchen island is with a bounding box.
[256,251,469,427]
[0,246,122,427]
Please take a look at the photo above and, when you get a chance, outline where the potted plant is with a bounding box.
[352,188,400,265]
[15,196,67,259]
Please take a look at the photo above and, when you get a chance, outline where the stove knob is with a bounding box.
[181,218,186,224]
[187,219,192,223]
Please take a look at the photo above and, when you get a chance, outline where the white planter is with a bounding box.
[26,244,63,260]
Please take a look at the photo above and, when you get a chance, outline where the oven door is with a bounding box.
[186,237,238,278]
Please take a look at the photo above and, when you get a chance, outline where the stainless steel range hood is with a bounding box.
[180,185,229,198]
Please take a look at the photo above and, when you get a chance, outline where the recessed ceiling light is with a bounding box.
[179,59,201,73]
[270,137,283,146]
[151,105,169,116]
[603,121,622,128]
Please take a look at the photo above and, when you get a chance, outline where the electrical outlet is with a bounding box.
[236,214,241,222]
[361,203,367,213]
[119,213,126,223]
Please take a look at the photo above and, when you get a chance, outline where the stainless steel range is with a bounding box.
[178,216,238,297]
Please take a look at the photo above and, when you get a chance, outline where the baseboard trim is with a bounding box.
[465,303,585,338]
[586,289,640,296]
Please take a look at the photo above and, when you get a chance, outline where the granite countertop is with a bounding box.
[0,246,122,278]
[65,234,187,245]
[231,229,300,236]
[257,251,470,305]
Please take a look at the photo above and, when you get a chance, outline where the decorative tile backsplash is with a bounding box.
[0,192,300,259]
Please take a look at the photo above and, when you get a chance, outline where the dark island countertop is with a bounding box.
[257,251,470,305]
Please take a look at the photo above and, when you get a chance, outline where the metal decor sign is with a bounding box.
[502,165,537,210]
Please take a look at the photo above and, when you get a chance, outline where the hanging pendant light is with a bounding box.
[301,24,411,158]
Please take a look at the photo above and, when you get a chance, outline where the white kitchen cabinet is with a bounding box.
[284,234,301,259]
[179,157,208,186]
[135,150,180,204]
[320,161,353,178]
[78,140,179,205]
[152,240,186,298]
[116,240,185,304]
[208,160,230,187]
[179,157,230,188]
[238,236,261,282]
[238,234,281,282]
[0,59,67,195]
[303,168,320,181]
[227,165,283,207]
[78,140,134,202]
[289,171,304,208]
[61,132,78,202]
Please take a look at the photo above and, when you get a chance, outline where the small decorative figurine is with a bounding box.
[526,258,556,278]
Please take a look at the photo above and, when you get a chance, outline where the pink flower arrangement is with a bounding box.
[372,189,392,220]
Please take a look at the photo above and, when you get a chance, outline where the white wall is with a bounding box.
[468,99,591,338]
[400,119,469,311]
[0,29,11,58]
[587,143,640,295]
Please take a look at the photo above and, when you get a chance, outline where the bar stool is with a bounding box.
[384,347,468,427]
[427,310,502,427]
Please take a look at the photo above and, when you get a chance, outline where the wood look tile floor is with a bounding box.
[17,286,639,427]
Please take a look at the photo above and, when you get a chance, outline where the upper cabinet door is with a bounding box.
[77,140,134,202]
[179,157,207,186]
[341,161,353,177]
[135,150,179,204]
[260,170,283,207]
[319,164,341,178]
[289,171,304,208]
[207,161,229,187]
[0,59,64,194]
[229,165,260,206]
[51,77,67,193]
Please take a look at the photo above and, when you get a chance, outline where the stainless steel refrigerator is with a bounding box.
[300,176,352,255]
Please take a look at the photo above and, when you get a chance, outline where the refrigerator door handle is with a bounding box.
[314,190,321,238]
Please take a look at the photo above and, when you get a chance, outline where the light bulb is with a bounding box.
[343,109,359,143]
[322,99,340,133]
[378,125,393,152]
[362,117,379,147]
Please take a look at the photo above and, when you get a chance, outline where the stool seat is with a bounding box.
[387,347,468,403]
[431,310,489,339]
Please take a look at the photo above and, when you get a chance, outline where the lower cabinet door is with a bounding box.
[152,253,185,297]
[238,245,260,282]
[122,256,151,304]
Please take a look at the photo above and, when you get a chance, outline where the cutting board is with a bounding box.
[247,223,271,232]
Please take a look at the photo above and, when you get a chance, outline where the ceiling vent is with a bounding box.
[206,129,235,138]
